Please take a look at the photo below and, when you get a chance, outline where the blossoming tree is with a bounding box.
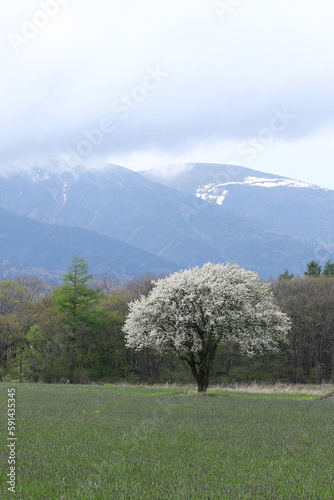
[123,263,290,392]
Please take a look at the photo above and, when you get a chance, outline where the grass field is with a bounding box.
[1,383,334,499]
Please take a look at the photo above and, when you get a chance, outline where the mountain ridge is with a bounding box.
[0,160,330,280]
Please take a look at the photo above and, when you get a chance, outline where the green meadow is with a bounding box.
[1,384,334,499]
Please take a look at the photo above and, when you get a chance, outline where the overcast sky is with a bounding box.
[1,0,333,188]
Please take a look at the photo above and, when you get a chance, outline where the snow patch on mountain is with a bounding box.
[196,176,326,205]
[235,177,322,189]
[196,187,228,205]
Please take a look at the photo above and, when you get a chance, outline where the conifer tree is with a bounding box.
[322,259,334,277]
[278,269,294,280]
[304,260,321,276]
[53,256,103,368]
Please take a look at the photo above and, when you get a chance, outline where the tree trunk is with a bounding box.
[185,349,215,393]
[192,370,210,393]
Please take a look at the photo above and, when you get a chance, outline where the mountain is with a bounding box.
[0,160,322,279]
[143,163,334,250]
[0,207,177,281]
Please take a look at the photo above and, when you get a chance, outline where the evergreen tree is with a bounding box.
[304,260,321,277]
[278,269,294,280]
[322,259,334,277]
[52,256,103,369]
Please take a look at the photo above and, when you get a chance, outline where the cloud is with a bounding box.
[0,0,333,186]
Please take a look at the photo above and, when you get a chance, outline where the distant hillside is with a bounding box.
[143,162,334,248]
[0,207,177,281]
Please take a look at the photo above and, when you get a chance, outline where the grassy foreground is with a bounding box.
[1,383,334,499]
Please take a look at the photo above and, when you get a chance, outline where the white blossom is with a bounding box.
[123,262,290,391]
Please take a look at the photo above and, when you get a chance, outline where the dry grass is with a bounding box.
[114,381,334,397]
[214,381,333,396]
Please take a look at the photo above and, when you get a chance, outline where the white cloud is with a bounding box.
[0,0,333,187]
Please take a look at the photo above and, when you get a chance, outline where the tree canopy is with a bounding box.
[2,258,334,386]
[123,262,291,392]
